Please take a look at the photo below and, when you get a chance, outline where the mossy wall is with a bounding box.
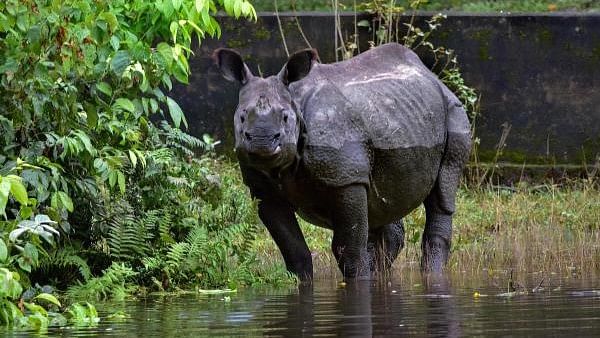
[172,13,600,166]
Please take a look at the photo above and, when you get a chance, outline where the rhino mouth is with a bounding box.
[238,143,295,170]
[248,144,282,158]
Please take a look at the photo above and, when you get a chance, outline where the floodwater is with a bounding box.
[4,271,600,337]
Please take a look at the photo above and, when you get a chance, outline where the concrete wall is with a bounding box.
[171,13,600,166]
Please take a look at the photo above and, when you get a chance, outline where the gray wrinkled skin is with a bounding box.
[213,43,471,282]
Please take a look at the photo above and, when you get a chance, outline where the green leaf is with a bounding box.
[128,150,138,168]
[0,239,7,262]
[172,65,188,84]
[34,293,62,307]
[18,257,32,273]
[51,192,58,210]
[110,35,120,51]
[57,191,74,212]
[0,307,9,325]
[9,177,28,205]
[195,0,205,12]
[99,12,119,32]
[224,0,234,14]
[24,302,47,317]
[96,82,112,96]
[19,206,33,220]
[0,58,18,74]
[27,24,41,43]
[156,43,173,67]
[234,0,242,18]
[149,98,159,113]
[166,97,187,129]
[16,13,28,32]
[24,243,39,266]
[110,50,131,76]
[117,171,125,194]
[114,98,135,113]
[161,74,173,91]
[75,27,91,43]
[169,21,179,43]
[74,131,96,156]
[85,103,98,128]
[109,171,117,188]
[172,0,183,11]
[0,179,11,216]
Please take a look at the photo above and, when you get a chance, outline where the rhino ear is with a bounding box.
[212,48,253,85]
[279,49,319,85]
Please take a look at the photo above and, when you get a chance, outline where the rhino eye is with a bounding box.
[283,114,289,123]
[240,115,245,123]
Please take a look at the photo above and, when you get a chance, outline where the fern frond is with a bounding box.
[36,247,92,282]
[107,219,150,261]
[166,176,189,187]
[148,148,175,165]
[158,212,174,245]
[66,262,138,300]
[186,225,208,260]
[94,199,150,261]
[165,242,189,270]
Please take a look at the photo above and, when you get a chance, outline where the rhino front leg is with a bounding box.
[258,199,313,282]
[330,185,371,279]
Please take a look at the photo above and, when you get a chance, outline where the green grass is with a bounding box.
[252,179,600,280]
[250,0,600,12]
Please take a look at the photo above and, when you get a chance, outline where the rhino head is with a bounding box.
[213,48,318,171]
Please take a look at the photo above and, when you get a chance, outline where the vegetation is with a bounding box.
[0,0,296,330]
[252,179,600,281]
[251,0,600,12]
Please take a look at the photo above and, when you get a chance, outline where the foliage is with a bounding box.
[0,0,293,331]
[66,302,100,326]
[137,158,293,291]
[66,263,137,301]
[0,170,63,328]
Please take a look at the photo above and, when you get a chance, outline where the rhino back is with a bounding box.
[290,43,447,150]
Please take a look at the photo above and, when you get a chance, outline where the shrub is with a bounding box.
[1,0,290,328]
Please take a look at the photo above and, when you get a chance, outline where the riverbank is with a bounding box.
[252,179,600,281]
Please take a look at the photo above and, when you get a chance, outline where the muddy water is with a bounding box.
[4,272,600,337]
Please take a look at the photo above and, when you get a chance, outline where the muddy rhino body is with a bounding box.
[214,43,471,281]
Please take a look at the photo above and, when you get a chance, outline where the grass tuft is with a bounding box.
[253,179,600,280]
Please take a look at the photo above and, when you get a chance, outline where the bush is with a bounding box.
[0,0,294,329]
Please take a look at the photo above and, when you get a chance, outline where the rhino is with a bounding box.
[213,43,471,281]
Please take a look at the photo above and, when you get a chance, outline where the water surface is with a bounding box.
[4,272,600,337]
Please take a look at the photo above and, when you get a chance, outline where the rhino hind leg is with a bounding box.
[422,131,471,272]
[368,220,405,273]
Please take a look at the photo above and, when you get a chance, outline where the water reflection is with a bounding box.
[422,273,461,338]
[264,274,463,337]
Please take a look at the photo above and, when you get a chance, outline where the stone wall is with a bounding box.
[171,13,600,166]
